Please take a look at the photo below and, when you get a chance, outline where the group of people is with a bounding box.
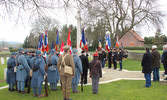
[97,48,128,71]
[7,44,167,99]
[6,46,102,100]
[141,45,167,87]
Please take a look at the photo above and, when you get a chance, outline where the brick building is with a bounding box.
[119,30,145,47]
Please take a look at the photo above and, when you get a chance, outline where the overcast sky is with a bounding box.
[0,0,167,43]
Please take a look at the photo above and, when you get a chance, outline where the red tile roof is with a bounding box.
[129,30,145,42]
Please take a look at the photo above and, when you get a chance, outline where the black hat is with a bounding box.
[81,51,85,53]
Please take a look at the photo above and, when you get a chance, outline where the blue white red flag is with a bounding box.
[44,29,49,52]
[105,34,111,51]
[55,30,59,51]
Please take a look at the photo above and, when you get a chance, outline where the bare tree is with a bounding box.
[0,0,73,22]
[75,0,165,46]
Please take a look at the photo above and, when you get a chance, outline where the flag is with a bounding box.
[38,33,43,50]
[105,34,111,51]
[44,29,49,52]
[116,35,119,47]
[79,40,82,48]
[80,28,86,51]
[38,33,45,53]
[55,30,59,51]
[85,38,88,52]
[43,51,47,60]
[121,41,123,49]
[67,28,72,54]
[51,40,55,49]
[60,41,64,55]
[98,37,102,50]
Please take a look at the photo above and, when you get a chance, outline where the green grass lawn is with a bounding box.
[0,52,11,54]
[129,50,163,54]
[0,80,167,100]
[122,58,164,71]
[0,59,7,87]
[104,58,164,71]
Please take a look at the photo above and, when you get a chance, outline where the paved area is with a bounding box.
[86,67,164,85]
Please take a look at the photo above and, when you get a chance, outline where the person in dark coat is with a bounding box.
[112,48,118,69]
[141,47,152,87]
[108,49,112,69]
[7,52,17,91]
[151,45,160,81]
[118,48,123,71]
[31,50,47,97]
[80,51,89,84]
[161,45,167,80]
[101,48,106,68]
[89,53,102,94]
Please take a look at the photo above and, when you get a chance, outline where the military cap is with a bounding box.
[18,47,24,52]
[24,50,29,53]
[93,53,98,57]
[73,49,78,53]
[35,50,41,56]
[50,49,56,55]
[63,45,70,51]
[11,52,17,56]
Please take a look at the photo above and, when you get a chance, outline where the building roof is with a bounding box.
[129,30,145,42]
[2,47,9,50]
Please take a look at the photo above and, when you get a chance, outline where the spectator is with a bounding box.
[141,47,152,87]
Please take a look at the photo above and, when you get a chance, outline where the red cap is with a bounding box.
[93,53,98,57]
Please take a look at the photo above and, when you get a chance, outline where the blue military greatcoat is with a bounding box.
[25,54,32,68]
[16,53,31,82]
[46,54,59,83]
[31,56,46,87]
[7,56,16,84]
[72,54,82,85]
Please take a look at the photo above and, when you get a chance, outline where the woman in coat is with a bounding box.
[89,53,102,94]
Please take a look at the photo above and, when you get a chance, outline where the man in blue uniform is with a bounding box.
[24,50,32,87]
[16,47,31,94]
[47,49,59,91]
[72,49,82,93]
[31,50,47,97]
[7,52,17,91]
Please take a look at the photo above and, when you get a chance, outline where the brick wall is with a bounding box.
[119,32,144,47]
